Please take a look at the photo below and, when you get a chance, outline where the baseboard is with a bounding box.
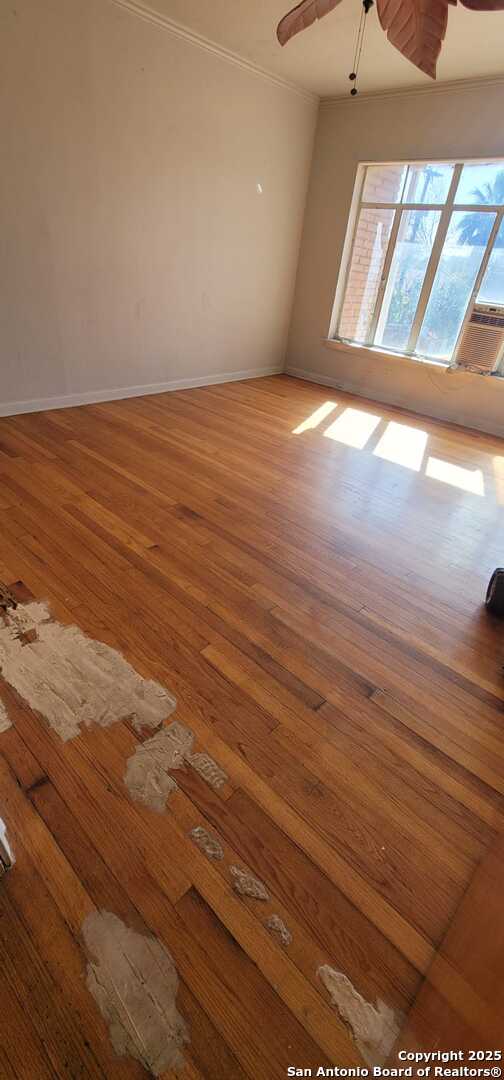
[0,366,283,418]
[284,366,346,392]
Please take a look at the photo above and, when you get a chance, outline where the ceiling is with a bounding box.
[137,0,504,98]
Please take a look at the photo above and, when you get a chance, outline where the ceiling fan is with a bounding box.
[277,0,504,81]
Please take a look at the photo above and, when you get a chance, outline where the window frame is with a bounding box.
[330,158,504,368]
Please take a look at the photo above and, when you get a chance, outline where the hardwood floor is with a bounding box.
[0,374,502,1076]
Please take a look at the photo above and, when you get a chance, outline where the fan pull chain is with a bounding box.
[349,0,374,95]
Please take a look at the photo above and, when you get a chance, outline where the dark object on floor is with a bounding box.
[485,568,504,615]
[0,582,17,612]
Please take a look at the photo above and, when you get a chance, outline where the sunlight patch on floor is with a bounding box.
[292,401,491,498]
[426,457,485,495]
[292,400,337,434]
[323,407,381,449]
[492,456,504,504]
[373,421,428,472]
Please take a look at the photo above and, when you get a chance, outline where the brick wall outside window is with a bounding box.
[338,165,405,342]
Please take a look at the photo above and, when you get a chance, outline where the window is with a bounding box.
[334,161,504,366]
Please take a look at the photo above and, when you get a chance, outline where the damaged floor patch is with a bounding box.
[0,817,14,875]
[0,699,11,733]
[190,826,224,860]
[188,751,227,790]
[265,914,292,946]
[125,721,228,812]
[318,965,400,1067]
[230,866,269,900]
[82,910,189,1076]
[0,601,176,741]
[0,583,17,613]
[124,727,181,813]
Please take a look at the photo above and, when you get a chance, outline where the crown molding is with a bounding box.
[108,0,318,105]
[320,73,504,108]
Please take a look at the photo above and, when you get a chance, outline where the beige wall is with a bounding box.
[0,0,316,414]
[287,85,504,436]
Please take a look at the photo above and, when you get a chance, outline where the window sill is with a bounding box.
[324,338,450,371]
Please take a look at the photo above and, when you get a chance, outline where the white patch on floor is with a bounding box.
[0,699,11,733]
[125,721,228,812]
[265,914,292,946]
[0,817,14,872]
[318,965,400,1066]
[82,910,189,1076]
[124,728,181,813]
[0,601,176,741]
[190,826,224,860]
[230,866,269,900]
[188,751,227,790]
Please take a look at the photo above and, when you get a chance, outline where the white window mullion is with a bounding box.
[361,201,502,213]
[366,208,403,345]
[406,164,463,355]
[361,201,444,212]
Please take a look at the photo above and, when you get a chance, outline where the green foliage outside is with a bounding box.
[381,171,504,357]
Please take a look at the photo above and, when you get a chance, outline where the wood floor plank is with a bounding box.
[176,887,337,1079]
[0,970,56,1080]
[170,773,421,1014]
[202,639,489,864]
[0,760,137,1080]
[165,701,435,971]
[29,779,252,1080]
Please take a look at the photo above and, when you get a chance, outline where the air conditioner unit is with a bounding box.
[453,302,504,375]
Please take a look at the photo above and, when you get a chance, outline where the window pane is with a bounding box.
[478,219,504,304]
[362,165,407,203]
[338,208,395,344]
[375,209,441,353]
[402,164,454,204]
[416,211,495,361]
[455,162,504,206]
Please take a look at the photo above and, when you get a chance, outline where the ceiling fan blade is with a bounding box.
[376,0,449,77]
[277,0,344,46]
